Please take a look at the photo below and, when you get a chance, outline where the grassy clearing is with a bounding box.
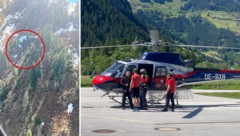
[201,51,222,61]
[131,0,185,18]
[201,10,240,34]
[196,92,240,99]
[81,76,93,87]
[189,80,240,90]
[182,10,240,33]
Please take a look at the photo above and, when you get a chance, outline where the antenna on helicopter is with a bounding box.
[90,72,96,78]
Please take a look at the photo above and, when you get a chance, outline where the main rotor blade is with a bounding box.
[81,44,240,50]
[81,45,132,49]
[172,44,240,50]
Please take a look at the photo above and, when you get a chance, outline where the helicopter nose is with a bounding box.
[92,75,113,84]
[92,75,115,90]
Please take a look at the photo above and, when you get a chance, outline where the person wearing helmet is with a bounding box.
[140,69,149,110]
[162,73,176,112]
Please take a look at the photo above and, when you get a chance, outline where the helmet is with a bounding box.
[140,69,146,74]
[167,73,173,77]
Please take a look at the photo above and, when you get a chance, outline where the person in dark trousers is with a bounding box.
[130,68,142,112]
[120,71,134,110]
[140,69,149,110]
[162,73,176,112]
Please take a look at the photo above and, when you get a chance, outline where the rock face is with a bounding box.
[0,0,79,135]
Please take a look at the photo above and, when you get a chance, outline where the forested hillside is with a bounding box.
[81,0,150,47]
[131,0,240,46]
[81,0,152,75]
[81,0,240,76]
[0,0,79,135]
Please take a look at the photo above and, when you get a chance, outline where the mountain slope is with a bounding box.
[81,0,240,76]
[81,0,150,47]
[0,0,79,135]
[130,0,240,46]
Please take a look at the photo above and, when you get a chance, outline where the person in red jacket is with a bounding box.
[130,68,142,112]
[140,69,149,110]
[162,73,176,112]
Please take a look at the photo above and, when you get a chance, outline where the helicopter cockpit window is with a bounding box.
[155,67,167,77]
[126,65,137,74]
[101,62,125,78]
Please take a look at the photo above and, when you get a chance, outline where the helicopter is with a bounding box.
[85,31,240,105]
[90,50,240,105]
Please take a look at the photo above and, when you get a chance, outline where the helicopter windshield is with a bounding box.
[101,62,125,78]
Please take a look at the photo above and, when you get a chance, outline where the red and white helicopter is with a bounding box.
[82,30,240,104]
[90,50,240,104]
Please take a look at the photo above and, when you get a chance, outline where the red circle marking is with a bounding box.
[5,30,46,70]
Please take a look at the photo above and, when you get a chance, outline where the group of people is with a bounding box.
[120,68,176,112]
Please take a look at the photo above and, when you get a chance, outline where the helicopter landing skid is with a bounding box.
[148,100,163,105]
[108,95,122,105]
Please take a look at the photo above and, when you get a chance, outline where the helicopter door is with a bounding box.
[154,66,168,90]
[138,64,153,87]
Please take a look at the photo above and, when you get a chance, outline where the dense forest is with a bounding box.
[81,0,150,47]
[81,0,151,75]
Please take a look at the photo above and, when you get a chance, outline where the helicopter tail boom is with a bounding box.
[175,68,240,87]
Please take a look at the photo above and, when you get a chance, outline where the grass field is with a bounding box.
[196,92,240,99]
[131,0,185,18]
[201,10,240,34]
[81,76,93,87]
[189,80,240,90]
